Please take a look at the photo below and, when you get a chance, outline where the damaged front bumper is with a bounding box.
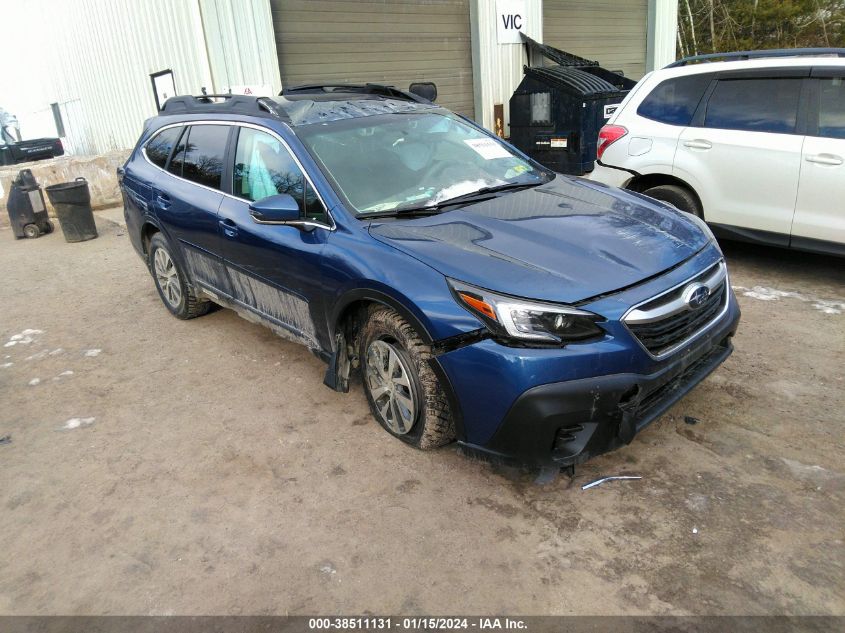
[434,279,741,469]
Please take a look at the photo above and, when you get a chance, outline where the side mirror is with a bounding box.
[408,82,437,103]
[249,193,301,223]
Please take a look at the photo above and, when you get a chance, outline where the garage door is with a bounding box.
[270,0,475,118]
[543,0,648,80]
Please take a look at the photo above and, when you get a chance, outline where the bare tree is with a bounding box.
[685,0,699,56]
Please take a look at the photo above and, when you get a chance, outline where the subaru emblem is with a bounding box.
[684,283,710,310]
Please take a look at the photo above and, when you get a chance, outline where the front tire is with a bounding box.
[359,306,455,450]
[148,233,211,320]
[642,184,702,218]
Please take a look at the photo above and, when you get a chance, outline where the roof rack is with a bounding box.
[160,94,285,119]
[282,83,431,103]
[666,47,845,68]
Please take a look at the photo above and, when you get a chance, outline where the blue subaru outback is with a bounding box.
[119,86,740,473]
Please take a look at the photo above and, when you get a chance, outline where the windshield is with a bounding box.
[297,110,551,215]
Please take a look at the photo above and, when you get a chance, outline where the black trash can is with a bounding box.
[509,35,637,175]
[5,169,54,239]
[45,177,98,243]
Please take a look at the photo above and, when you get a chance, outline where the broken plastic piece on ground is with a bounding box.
[0,435,11,445]
[533,464,576,485]
[581,475,642,490]
[684,415,700,425]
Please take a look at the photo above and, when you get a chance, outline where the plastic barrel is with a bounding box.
[44,177,98,242]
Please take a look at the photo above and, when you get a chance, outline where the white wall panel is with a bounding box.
[0,0,279,155]
[201,0,282,94]
[471,0,543,134]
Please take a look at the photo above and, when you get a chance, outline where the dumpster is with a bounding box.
[45,177,98,242]
[5,169,54,239]
[509,35,636,175]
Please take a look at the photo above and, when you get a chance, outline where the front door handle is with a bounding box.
[683,139,713,150]
[805,153,843,166]
[219,218,238,239]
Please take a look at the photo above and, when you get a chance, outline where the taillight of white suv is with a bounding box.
[597,125,628,160]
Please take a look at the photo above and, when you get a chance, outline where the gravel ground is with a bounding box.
[0,212,843,615]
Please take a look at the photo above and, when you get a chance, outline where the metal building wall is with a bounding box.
[543,0,649,80]
[200,0,282,94]
[1,0,279,155]
[470,0,544,135]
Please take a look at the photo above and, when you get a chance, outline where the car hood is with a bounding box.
[367,176,710,304]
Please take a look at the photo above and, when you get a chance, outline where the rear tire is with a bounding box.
[148,233,211,320]
[359,306,455,450]
[23,224,40,239]
[642,184,702,218]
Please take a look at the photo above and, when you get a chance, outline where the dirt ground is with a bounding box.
[1,211,843,616]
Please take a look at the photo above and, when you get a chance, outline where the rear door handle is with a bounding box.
[805,153,843,166]
[154,192,171,210]
[683,139,712,150]
[219,218,238,238]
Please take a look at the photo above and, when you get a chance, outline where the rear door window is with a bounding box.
[704,78,802,134]
[146,127,182,168]
[637,74,711,125]
[181,125,229,190]
[817,77,845,139]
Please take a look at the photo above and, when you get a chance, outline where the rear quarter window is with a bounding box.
[637,74,711,126]
[145,126,182,169]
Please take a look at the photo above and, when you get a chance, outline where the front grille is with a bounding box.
[628,281,726,356]
[635,340,728,422]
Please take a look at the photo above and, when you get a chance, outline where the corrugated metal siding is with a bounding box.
[470,0,543,134]
[200,0,282,93]
[27,0,215,154]
[0,0,279,155]
[543,0,648,80]
[271,0,475,118]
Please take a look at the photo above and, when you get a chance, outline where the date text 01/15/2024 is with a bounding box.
[308,618,528,630]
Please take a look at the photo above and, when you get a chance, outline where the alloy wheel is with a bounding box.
[153,247,182,309]
[365,339,418,435]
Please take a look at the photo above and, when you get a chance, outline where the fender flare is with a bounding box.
[329,287,435,345]
[326,287,468,441]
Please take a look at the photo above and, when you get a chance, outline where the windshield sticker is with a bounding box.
[463,138,511,160]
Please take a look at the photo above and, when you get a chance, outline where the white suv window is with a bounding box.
[818,78,845,139]
[636,74,711,126]
[703,78,802,134]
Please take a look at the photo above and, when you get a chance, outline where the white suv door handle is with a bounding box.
[683,139,712,150]
[805,153,843,166]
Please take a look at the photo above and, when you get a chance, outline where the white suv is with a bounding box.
[587,50,845,256]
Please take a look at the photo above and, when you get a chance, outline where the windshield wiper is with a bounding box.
[360,181,546,220]
[359,206,446,220]
[430,181,544,208]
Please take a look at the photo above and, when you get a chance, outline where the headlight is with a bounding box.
[448,279,605,345]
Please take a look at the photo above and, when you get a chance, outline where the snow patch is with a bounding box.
[28,378,41,386]
[4,329,44,347]
[0,362,12,369]
[61,417,95,430]
[84,349,102,357]
[733,285,844,315]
